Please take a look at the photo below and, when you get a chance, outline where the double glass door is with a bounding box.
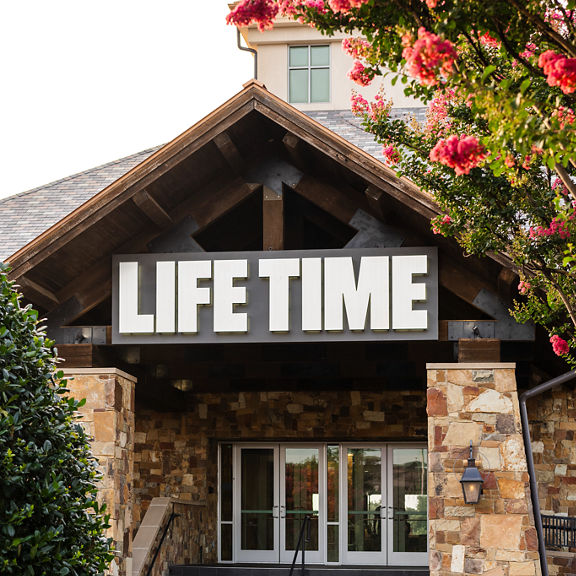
[221,443,427,566]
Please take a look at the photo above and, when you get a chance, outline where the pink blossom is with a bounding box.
[520,43,538,60]
[529,217,572,239]
[348,60,373,86]
[425,0,438,8]
[518,281,531,295]
[226,0,279,31]
[538,50,576,95]
[479,32,500,48]
[328,0,369,13]
[552,105,576,129]
[342,37,371,60]
[350,93,369,116]
[550,334,570,356]
[382,144,400,165]
[424,89,454,135]
[429,135,488,175]
[402,27,457,86]
[432,214,452,235]
[504,155,516,168]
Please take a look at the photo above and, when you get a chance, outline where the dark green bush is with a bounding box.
[0,264,113,575]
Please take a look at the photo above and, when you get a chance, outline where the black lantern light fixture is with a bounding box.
[460,441,484,504]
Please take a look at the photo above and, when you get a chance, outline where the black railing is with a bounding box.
[146,508,179,576]
[289,515,312,576]
[542,515,576,548]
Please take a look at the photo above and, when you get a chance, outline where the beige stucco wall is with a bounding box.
[242,20,420,110]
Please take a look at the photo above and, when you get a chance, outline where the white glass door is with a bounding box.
[387,445,428,566]
[235,445,279,562]
[342,444,428,566]
[280,446,323,564]
[343,446,386,564]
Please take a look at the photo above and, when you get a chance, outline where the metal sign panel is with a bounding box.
[111,248,438,344]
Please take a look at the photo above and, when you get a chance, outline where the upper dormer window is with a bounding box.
[289,45,330,104]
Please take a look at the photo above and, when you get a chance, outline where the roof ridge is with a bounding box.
[0,145,163,205]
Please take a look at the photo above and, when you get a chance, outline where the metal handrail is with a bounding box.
[289,514,312,576]
[145,508,180,576]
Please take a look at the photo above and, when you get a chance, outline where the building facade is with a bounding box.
[1,18,574,576]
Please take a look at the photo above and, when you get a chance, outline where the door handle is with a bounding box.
[273,505,279,518]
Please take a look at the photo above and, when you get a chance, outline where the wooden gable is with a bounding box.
[5,81,542,404]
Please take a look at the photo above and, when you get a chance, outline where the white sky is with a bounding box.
[0,1,254,200]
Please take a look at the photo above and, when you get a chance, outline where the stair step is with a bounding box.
[170,566,429,576]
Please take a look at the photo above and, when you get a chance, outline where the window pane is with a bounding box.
[327,525,339,562]
[310,68,329,102]
[311,45,329,66]
[289,46,309,67]
[289,69,309,103]
[327,445,339,522]
[220,444,233,521]
[221,524,233,561]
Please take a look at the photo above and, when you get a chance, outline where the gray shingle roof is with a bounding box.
[0,108,426,262]
[0,147,160,262]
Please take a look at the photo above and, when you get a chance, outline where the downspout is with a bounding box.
[237,28,258,80]
[519,369,576,576]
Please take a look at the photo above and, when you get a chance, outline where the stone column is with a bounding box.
[427,363,540,576]
[63,368,136,576]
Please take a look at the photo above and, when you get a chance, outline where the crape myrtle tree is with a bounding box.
[0,264,113,575]
[228,0,576,367]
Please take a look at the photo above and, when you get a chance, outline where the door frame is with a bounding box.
[221,442,428,566]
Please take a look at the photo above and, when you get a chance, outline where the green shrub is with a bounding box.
[0,264,113,575]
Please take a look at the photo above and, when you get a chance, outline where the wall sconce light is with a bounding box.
[460,441,484,504]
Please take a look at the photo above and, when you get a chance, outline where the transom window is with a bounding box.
[289,45,330,104]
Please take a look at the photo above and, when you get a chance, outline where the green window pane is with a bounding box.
[310,68,329,102]
[311,45,329,66]
[289,46,309,67]
[289,69,309,103]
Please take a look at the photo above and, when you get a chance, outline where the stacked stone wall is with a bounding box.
[427,363,540,576]
[132,387,427,563]
[64,368,136,576]
[528,384,576,520]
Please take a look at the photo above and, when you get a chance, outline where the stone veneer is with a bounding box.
[63,368,136,576]
[426,363,541,576]
[528,384,576,520]
[132,387,427,563]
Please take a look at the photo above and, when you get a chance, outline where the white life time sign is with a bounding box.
[111,248,438,344]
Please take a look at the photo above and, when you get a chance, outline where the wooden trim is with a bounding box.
[132,190,173,228]
[262,186,284,250]
[214,131,244,173]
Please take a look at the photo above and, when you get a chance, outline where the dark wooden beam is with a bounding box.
[364,185,386,219]
[214,131,244,173]
[132,189,173,228]
[17,276,60,309]
[293,175,361,225]
[458,339,501,362]
[282,132,309,172]
[262,185,284,250]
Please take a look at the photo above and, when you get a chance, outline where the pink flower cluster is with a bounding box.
[538,50,576,94]
[226,0,279,31]
[518,281,531,295]
[350,93,390,121]
[424,89,454,135]
[432,214,452,235]
[552,105,576,129]
[328,0,369,13]
[529,216,572,240]
[429,135,487,175]
[550,334,570,356]
[402,27,457,86]
[348,60,373,86]
[382,145,400,165]
[342,37,371,60]
[479,32,500,49]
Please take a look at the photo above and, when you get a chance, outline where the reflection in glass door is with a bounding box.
[280,447,323,563]
[235,446,279,562]
[223,443,427,566]
[387,446,428,566]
